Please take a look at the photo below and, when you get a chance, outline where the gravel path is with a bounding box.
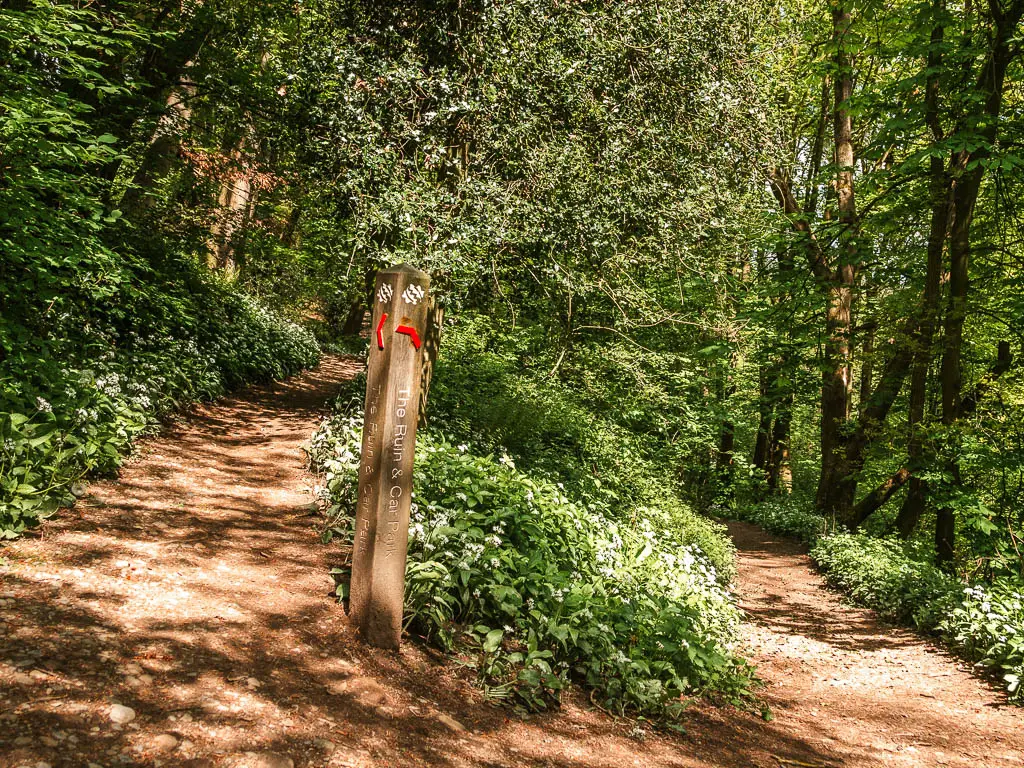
[1,357,1022,768]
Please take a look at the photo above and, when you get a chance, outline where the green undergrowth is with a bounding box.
[1,267,320,538]
[810,534,961,629]
[735,499,1024,701]
[308,316,754,718]
[732,497,834,544]
[424,316,737,582]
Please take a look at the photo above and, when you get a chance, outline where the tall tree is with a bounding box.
[935,0,1024,563]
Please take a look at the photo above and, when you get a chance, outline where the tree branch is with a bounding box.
[960,340,1013,416]
[768,169,832,282]
[852,468,912,528]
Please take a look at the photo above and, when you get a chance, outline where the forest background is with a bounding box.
[2,0,1023,716]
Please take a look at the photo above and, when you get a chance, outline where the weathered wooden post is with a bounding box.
[418,298,444,428]
[349,264,430,649]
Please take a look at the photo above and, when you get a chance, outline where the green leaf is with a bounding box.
[483,628,504,653]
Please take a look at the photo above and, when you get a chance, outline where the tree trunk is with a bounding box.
[859,316,875,411]
[101,17,213,191]
[717,418,736,487]
[897,203,947,535]
[816,2,858,518]
[120,74,195,218]
[831,314,918,527]
[853,468,911,528]
[935,1,1022,565]
[769,233,796,496]
[897,2,951,538]
[716,354,737,492]
[768,390,793,494]
[803,75,830,217]
[280,205,302,247]
[898,473,930,540]
[960,340,1012,416]
[209,168,253,275]
[341,301,365,336]
[752,362,772,483]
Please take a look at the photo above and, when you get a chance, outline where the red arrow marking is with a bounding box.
[395,324,421,350]
[376,313,388,349]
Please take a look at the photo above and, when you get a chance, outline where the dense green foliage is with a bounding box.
[309,316,751,716]
[943,582,1024,699]
[0,1,320,536]
[293,0,765,310]
[811,533,961,629]
[709,0,1024,705]
[0,269,319,537]
[733,499,833,545]
[421,316,737,579]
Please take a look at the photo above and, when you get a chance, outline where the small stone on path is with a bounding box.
[313,739,336,754]
[152,733,179,751]
[230,752,294,768]
[108,704,136,724]
[435,713,467,732]
[327,676,388,706]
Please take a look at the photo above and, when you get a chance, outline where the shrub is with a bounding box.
[810,533,961,629]
[308,316,752,716]
[309,409,752,716]
[942,581,1024,700]
[419,316,737,582]
[733,497,833,545]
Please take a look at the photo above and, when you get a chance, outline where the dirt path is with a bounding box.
[1,358,1022,768]
[706,521,1024,768]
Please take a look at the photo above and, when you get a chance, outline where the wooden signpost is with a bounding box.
[349,264,431,649]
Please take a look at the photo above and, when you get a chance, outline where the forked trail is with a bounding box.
[1,357,1022,768]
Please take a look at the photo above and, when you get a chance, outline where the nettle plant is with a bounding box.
[309,405,753,717]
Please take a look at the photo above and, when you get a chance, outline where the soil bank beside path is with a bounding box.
[1,356,1022,768]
